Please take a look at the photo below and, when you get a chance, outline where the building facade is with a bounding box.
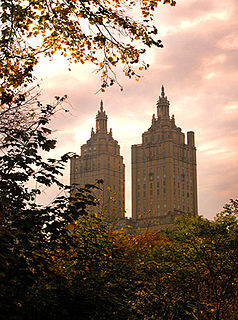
[70,101,125,219]
[131,86,198,223]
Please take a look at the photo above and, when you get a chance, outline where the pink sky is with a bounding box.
[35,0,238,219]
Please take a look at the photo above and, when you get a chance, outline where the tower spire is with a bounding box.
[161,85,165,98]
[96,100,108,133]
[100,99,103,111]
[156,85,170,119]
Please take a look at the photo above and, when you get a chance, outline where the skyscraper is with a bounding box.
[131,86,197,223]
[70,101,125,219]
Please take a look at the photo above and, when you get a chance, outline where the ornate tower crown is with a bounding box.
[96,100,108,133]
[156,85,170,119]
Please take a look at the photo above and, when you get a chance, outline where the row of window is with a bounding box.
[138,204,192,218]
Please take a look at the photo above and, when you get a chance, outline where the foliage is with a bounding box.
[0,94,99,319]
[0,0,176,94]
[43,215,136,319]
[131,200,238,320]
[36,203,238,320]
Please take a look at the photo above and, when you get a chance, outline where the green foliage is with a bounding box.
[0,93,100,319]
[131,200,238,320]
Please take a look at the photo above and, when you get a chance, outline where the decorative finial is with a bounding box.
[161,85,165,98]
[152,113,156,125]
[100,100,103,112]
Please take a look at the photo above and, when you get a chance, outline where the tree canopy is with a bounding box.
[0,0,176,94]
[2,199,237,319]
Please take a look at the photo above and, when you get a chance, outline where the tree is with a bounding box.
[0,95,100,319]
[0,0,176,95]
[131,200,238,320]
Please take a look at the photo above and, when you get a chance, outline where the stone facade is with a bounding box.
[131,86,198,224]
[70,101,125,219]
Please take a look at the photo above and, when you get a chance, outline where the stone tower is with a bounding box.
[131,86,197,224]
[70,101,125,219]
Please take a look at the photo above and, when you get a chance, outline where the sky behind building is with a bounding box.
[35,0,238,219]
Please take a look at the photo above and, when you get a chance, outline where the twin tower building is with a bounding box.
[70,86,198,224]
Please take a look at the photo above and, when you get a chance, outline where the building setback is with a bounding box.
[131,86,198,223]
[70,101,125,219]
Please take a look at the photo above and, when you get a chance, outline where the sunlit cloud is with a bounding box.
[204,72,216,80]
[180,11,229,30]
[223,102,238,113]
